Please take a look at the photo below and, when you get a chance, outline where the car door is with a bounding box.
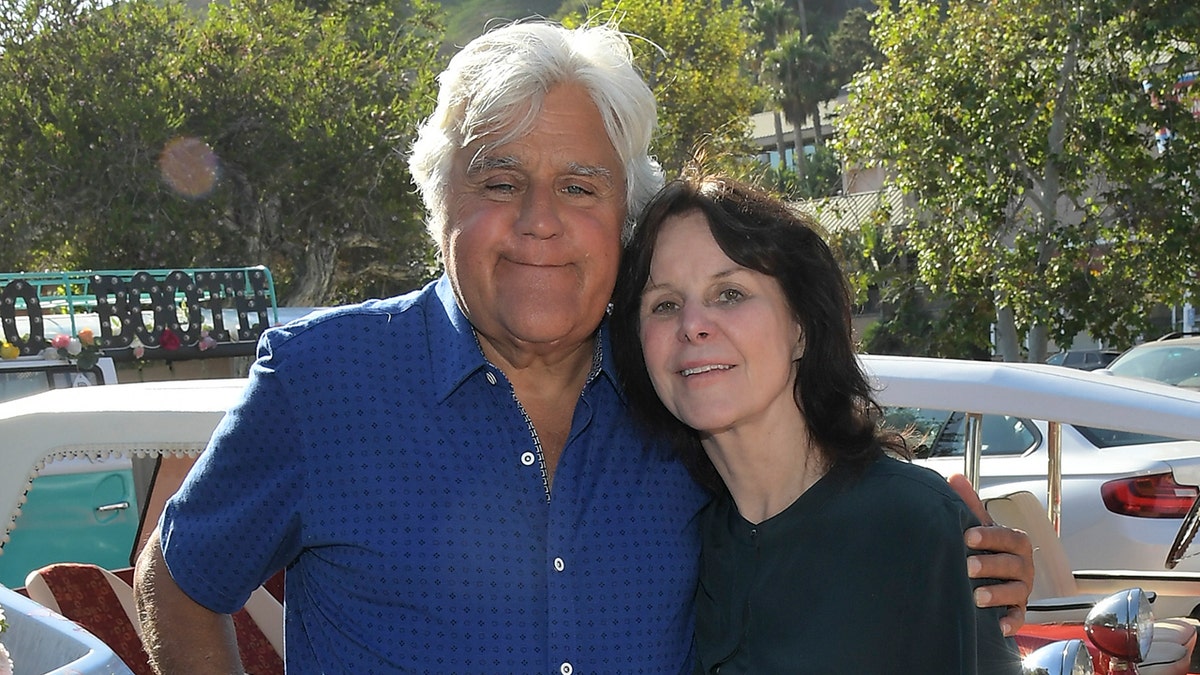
[0,457,140,588]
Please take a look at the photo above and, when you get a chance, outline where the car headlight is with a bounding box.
[1021,638,1094,675]
[1084,587,1154,662]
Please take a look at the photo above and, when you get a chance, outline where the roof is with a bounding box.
[792,187,907,235]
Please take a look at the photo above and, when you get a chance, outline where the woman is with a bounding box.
[610,175,1021,673]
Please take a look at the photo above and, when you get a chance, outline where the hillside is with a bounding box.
[438,0,568,51]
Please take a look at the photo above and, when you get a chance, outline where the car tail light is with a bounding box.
[1101,473,1199,518]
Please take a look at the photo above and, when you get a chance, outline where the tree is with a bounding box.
[836,0,1200,361]
[0,0,445,305]
[754,0,857,186]
[570,0,765,179]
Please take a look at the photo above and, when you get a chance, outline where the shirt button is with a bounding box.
[553,557,565,572]
[486,371,497,385]
[520,451,535,466]
[560,663,573,675]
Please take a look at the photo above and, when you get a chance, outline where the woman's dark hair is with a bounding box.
[610,175,902,493]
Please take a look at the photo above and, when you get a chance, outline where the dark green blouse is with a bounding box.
[694,455,1021,674]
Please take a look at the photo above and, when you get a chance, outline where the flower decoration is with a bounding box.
[0,604,12,675]
[160,327,181,351]
[198,329,217,352]
[45,329,101,371]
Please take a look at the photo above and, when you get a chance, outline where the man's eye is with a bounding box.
[564,184,594,196]
[486,182,516,193]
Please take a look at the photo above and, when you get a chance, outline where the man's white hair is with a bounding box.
[408,21,664,251]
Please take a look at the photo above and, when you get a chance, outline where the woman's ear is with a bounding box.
[793,329,806,362]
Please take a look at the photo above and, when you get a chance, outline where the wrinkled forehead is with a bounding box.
[456,84,546,156]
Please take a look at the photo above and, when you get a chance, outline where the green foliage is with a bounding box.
[0,0,445,304]
[762,145,842,199]
[763,30,838,134]
[836,0,1200,360]
[861,286,994,358]
[439,0,561,53]
[577,0,766,179]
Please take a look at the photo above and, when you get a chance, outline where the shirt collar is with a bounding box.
[427,274,624,404]
[428,275,489,403]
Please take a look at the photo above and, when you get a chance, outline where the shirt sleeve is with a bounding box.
[158,347,306,614]
[886,487,1021,674]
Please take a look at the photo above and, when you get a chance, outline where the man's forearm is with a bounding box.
[134,529,245,674]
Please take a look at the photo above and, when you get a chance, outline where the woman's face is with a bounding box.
[638,210,804,437]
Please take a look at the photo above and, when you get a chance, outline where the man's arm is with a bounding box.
[947,474,1035,637]
[133,528,244,675]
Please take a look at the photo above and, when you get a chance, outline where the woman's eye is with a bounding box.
[718,288,745,303]
[650,300,678,314]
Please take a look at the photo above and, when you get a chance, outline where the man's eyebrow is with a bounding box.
[466,154,519,175]
[567,163,614,184]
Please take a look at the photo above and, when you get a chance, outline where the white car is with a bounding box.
[863,354,1200,576]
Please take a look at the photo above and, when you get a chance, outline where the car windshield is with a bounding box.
[1108,343,1200,389]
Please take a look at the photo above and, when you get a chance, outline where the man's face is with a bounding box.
[444,83,627,360]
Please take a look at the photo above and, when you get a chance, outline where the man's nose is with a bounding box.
[516,184,564,238]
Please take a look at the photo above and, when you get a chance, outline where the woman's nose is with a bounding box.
[679,306,712,342]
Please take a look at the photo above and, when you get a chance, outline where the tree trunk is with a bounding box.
[283,236,339,307]
[1027,323,1049,363]
[791,119,807,183]
[811,106,824,148]
[773,111,787,174]
[994,299,1020,362]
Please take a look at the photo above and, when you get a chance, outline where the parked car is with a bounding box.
[1104,333,1200,391]
[862,354,1200,580]
[1045,348,1122,371]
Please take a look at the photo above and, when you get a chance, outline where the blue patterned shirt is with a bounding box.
[160,275,709,674]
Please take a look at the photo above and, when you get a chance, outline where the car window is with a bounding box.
[0,366,104,403]
[1074,426,1178,448]
[881,407,1038,458]
[1046,352,1065,366]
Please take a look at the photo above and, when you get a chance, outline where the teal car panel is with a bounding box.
[0,467,139,588]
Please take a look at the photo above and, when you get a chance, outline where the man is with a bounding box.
[134,21,1032,673]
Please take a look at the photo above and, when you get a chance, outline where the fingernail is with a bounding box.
[1001,622,1013,637]
[975,587,991,605]
[967,557,982,576]
[965,529,982,547]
